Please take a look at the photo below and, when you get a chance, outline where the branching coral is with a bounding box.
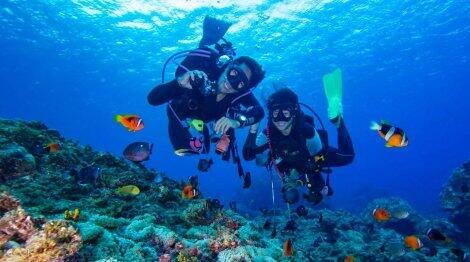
[0,192,82,261]
[0,207,37,248]
[1,220,82,261]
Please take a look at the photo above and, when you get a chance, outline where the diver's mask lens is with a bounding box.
[226,66,249,91]
[271,106,294,122]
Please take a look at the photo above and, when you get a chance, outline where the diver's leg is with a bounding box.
[337,119,354,156]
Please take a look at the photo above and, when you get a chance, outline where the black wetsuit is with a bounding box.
[243,114,354,202]
[148,48,264,153]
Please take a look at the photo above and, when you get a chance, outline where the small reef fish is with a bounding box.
[115,114,144,132]
[426,228,451,243]
[116,185,140,197]
[64,208,80,221]
[123,142,153,163]
[295,205,308,217]
[404,235,423,250]
[373,208,390,222]
[283,239,294,256]
[344,255,355,262]
[70,166,101,185]
[197,158,213,172]
[182,185,196,199]
[370,120,408,148]
[31,142,61,154]
[45,142,61,152]
[451,248,469,261]
[263,218,272,230]
[271,226,277,238]
[284,219,297,231]
[373,207,410,222]
[393,210,410,219]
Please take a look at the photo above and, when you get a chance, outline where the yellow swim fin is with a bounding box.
[323,68,343,121]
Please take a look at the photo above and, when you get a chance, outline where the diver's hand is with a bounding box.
[249,122,259,134]
[177,70,208,89]
[330,115,342,128]
[214,117,240,135]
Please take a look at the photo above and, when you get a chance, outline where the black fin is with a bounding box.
[199,15,231,47]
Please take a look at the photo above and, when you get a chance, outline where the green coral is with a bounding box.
[123,214,157,242]
[185,226,216,240]
[89,214,129,230]
[77,222,105,242]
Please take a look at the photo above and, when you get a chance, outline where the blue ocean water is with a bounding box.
[1,0,468,216]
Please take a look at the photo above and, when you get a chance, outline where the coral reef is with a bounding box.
[441,161,470,242]
[0,192,81,261]
[0,144,35,182]
[0,118,468,261]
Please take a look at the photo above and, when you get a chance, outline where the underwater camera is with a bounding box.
[190,74,216,96]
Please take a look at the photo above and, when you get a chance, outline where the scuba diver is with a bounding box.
[148,16,265,188]
[243,69,354,205]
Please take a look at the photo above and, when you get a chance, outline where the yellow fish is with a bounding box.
[116,185,140,196]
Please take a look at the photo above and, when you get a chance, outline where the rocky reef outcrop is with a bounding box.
[441,161,470,242]
[0,118,468,261]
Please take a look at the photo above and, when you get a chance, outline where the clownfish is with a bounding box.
[283,239,294,256]
[370,120,408,148]
[373,207,391,222]
[115,114,144,132]
[45,142,61,152]
[182,185,196,199]
[404,235,423,250]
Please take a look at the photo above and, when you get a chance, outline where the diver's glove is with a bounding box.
[303,191,323,205]
[304,185,331,205]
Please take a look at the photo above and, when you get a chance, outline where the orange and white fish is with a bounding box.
[370,121,408,148]
[45,142,61,152]
[182,185,196,199]
[115,114,144,132]
[404,235,423,250]
[373,207,391,222]
[283,239,294,256]
[373,207,410,222]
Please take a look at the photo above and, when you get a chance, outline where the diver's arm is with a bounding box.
[243,123,261,160]
[238,94,265,126]
[243,131,258,160]
[243,123,269,165]
[147,79,186,106]
[325,119,355,166]
[254,132,270,166]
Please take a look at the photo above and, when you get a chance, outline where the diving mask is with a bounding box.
[226,65,249,91]
[271,104,296,122]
